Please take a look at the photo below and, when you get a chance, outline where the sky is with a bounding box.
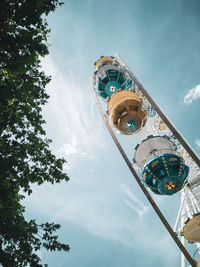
[23,0,200,266]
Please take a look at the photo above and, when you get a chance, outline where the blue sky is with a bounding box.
[24,0,200,266]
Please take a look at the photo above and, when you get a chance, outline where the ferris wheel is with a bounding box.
[91,54,200,267]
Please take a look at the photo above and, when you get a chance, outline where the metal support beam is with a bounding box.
[115,53,200,169]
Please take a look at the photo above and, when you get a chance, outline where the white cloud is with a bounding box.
[184,84,200,104]
[58,136,86,157]
[195,139,200,148]
[24,181,168,256]
[121,184,149,217]
[40,56,105,165]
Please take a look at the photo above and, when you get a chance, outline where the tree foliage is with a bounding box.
[0,0,70,265]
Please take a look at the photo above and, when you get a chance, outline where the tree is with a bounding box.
[0,0,70,265]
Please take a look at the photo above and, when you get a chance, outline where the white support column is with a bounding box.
[174,191,185,233]
[181,192,187,267]
[185,191,193,219]
[188,186,200,214]
[181,234,187,267]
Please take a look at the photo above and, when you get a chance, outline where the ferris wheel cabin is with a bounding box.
[134,136,189,195]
